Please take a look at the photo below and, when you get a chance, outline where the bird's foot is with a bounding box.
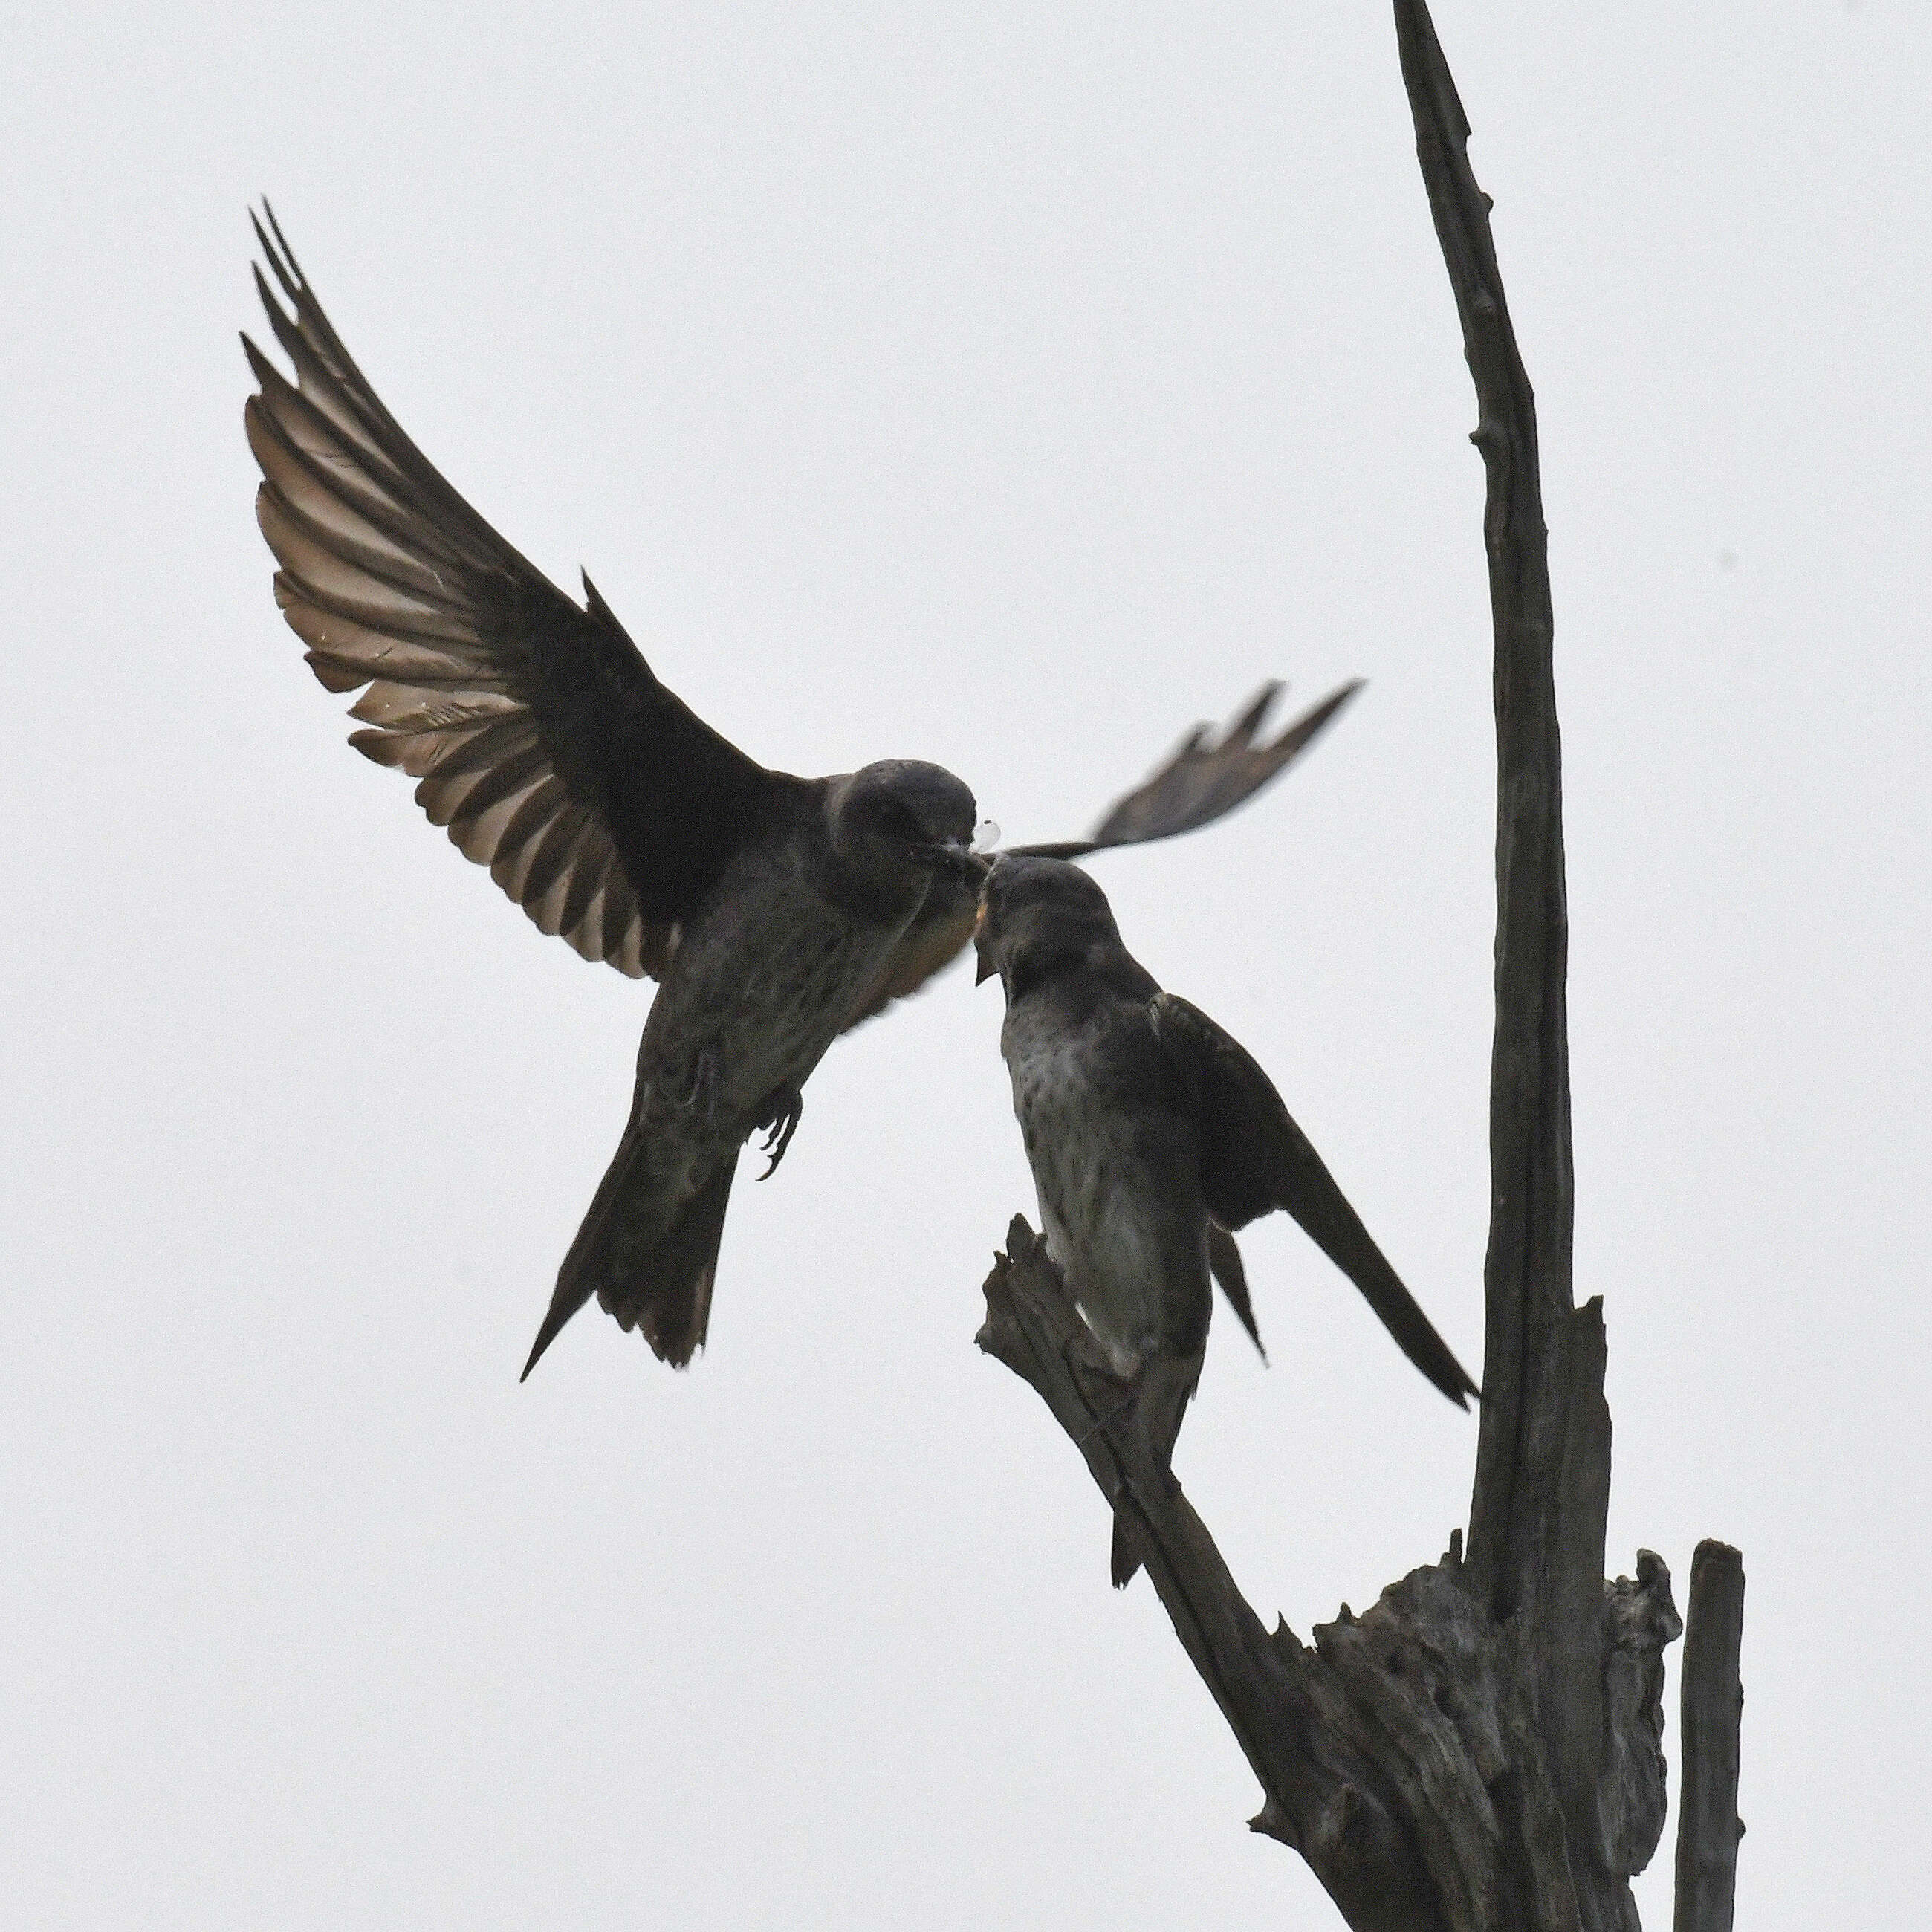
[1074,1388,1142,1450]
[1061,1332,1141,1447]
[751,1086,805,1181]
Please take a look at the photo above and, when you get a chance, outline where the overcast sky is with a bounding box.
[5,4,1926,1927]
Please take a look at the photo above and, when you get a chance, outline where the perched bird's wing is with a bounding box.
[840,682,1358,1029]
[242,207,805,979]
[1150,991,1478,1407]
[1207,1223,1266,1361]
[1009,679,1360,861]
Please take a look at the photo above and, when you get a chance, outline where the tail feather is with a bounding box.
[1110,1344,1202,1589]
[603,1153,738,1367]
[521,1134,739,1378]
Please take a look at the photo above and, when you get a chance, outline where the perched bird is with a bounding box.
[976,856,1476,1584]
[240,208,1361,1378]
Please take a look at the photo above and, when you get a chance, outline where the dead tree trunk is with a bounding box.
[976,7,1745,1928]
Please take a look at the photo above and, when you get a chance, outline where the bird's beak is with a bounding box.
[973,899,997,985]
[921,839,988,886]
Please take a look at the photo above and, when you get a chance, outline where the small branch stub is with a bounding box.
[1673,1543,1746,1932]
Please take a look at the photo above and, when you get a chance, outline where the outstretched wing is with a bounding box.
[1150,991,1478,1407]
[242,207,804,979]
[840,681,1359,1030]
[1011,679,1360,861]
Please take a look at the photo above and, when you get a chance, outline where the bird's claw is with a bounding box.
[752,1087,804,1181]
[1074,1387,1141,1450]
[1060,1332,1141,1448]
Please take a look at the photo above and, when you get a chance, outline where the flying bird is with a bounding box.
[976,855,1476,1585]
[240,207,1360,1379]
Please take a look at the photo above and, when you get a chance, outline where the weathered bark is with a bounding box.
[1673,1544,1745,1932]
[976,4,1742,1928]
[982,1230,1679,1932]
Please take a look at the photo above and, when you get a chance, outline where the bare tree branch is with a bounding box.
[1393,0,1578,1625]
[980,1221,1473,1932]
[1393,7,1647,1919]
[980,1226,1683,1932]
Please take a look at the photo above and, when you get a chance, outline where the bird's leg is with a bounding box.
[675,1045,720,1126]
[1074,1388,1143,1450]
[1063,1335,1141,1448]
[751,1085,805,1181]
[1065,1354,1146,1562]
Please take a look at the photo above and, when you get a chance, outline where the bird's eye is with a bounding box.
[878,800,925,841]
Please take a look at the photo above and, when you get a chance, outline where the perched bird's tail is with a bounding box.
[1111,1345,1204,1589]
[522,1133,739,1378]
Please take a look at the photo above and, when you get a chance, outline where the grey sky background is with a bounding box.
[4,4,1925,1926]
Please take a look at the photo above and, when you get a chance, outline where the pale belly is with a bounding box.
[1003,1005,1207,1372]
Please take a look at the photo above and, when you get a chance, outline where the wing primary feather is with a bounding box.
[257,476,472,617]
[245,377,485,579]
[348,678,513,728]
[1005,679,1364,862]
[243,210,797,980]
[1265,1129,1477,1407]
[251,208,300,306]
[253,270,401,474]
[1225,681,1281,742]
[245,309,425,528]
[835,681,1361,1023]
[1208,1225,1266,1361]
[259,496,478,645]
[1154,991,1477,1408]
[250,232,525,571]
[274,574,488,664]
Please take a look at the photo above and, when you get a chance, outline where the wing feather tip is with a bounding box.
[348,726,408,767]
[304,649,367,695]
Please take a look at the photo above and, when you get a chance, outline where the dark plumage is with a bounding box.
[977,856,1476,1584]
[242,207,1361,1376]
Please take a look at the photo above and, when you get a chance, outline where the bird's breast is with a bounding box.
[638,843,912,1132]
[1002,999,1208,1367]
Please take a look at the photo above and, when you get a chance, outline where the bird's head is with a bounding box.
[827,760,984,898]
[973,854,1122,998]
